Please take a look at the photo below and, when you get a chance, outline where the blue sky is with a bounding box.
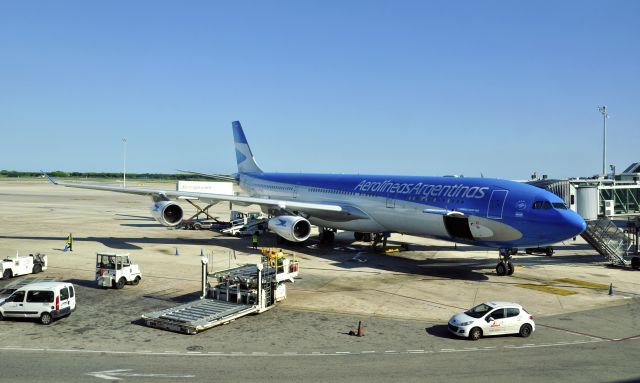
[1,1,638,179]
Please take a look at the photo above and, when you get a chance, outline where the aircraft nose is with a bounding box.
[566,211,587,237]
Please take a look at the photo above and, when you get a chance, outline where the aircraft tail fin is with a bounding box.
[232,121,263,173]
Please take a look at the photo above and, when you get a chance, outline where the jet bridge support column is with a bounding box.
[200,256,208,299]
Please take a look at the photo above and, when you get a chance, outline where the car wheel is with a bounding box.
[519,324,532,338]
[0,312,4,321]
[506,261,514,275]
[2,270,12,279]
[115,277,126,289]
[131,276,140,285]
[496,262,507,276]
[33,264,42,274]
[40,312,53,325]
[469,327,482,341]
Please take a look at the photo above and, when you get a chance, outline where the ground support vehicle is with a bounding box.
[141,252,299,334]
[525,246,554,256]
[96,253,142,289]
[0,253,48,279]
[178,218,232,231]
[0,281,76,325]
[219,211,268,237]
[448,301,535,340]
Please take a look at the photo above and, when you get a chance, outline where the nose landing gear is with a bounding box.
[496,248,516,276]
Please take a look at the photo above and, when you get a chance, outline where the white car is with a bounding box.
[448,301,535,340]
[0,282,76,325]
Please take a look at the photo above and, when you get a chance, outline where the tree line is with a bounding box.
[0,170,210,180]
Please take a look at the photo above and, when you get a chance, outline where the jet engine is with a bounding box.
[150,201,183,227]
[268,216,312,242]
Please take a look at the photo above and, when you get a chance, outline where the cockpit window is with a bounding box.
[542,201,552,209]
[552,202,567,210]
[532,201,543,209]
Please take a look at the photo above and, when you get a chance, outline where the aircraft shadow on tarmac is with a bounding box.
[0,230,600,282]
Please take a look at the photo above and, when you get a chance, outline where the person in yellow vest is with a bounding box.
[252,232,259,249]
[276,249,284,272]
[66,233,73,252]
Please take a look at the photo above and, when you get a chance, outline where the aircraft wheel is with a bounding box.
[324,231,335,243]
[631,256,640,270]
[496,262,507,276]
[354,232,364,241]
[545,247,554,256]
[506,261,514,275]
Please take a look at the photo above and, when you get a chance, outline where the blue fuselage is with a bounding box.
[239,172,586,248]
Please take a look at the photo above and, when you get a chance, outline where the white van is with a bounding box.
[0,282,76,325]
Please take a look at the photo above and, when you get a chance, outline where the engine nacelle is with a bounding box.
[150,201,184,227]
[268,216,312,242]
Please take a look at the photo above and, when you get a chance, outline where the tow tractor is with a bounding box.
[142,248,299,334]
[1,253,48,279]
[96,252,142,289]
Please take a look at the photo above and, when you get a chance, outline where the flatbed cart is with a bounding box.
[141,252,299,334]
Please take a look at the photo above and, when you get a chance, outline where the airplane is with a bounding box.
[45,121,587,276]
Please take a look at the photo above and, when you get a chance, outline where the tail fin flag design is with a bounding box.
[232,121,263,173]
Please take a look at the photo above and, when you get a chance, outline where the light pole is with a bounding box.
[122,138,127,188]
[597,106,609,176]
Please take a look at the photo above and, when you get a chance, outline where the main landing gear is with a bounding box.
[495,248,517,276]
[319,228,336,244]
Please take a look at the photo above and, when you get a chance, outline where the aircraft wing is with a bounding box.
[43,175,366,219]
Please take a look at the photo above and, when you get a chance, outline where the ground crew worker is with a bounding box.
[276,249,284,271]
[252,232,259,249]
[66,233,73,252]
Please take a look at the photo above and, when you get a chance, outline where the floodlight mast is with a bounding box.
[122,138,127,188]
[597,106,609,177]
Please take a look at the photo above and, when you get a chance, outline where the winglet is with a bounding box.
[41,171,58,185]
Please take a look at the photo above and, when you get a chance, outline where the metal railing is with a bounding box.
[581,217,633,266]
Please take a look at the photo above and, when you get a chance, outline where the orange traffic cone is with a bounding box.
[357,321,364,337]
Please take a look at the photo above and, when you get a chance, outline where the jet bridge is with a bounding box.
[531,171,640,268]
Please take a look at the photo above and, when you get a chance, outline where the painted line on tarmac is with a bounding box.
[538,324,615,341]
[0,338,619,359]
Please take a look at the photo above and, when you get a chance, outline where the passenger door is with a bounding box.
[487,190,508,219]
[1,291,26,318]
[485,308,507,335]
